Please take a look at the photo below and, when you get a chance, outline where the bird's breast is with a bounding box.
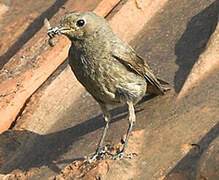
[68,46,146,105]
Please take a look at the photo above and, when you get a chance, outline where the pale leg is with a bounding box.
[88,103,110,162]
[111,101,137,160]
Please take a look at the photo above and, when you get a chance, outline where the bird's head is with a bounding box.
[48,11,111,41]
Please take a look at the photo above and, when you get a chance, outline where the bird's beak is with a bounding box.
[47,26,71,38]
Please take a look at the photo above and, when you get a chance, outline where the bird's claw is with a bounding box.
[109,152,137,160]
[86,145,109,163]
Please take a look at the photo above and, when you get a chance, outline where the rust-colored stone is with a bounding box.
[0,0,121,134]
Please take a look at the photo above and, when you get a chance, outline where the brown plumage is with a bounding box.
[48,11,169,161]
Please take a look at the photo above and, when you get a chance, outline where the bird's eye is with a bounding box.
[76,19,85,27]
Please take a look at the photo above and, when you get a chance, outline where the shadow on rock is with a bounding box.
[164,121,219,180]
[0,100,147,175]
[0,0,68,70]
[174,0,219,93]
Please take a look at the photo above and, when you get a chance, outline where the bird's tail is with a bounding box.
[157,78,171,93]
[147,78,171,95]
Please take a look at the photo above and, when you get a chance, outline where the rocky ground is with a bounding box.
[0,0,219,179]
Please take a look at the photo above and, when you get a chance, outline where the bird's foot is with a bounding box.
[87,152,104,163]
[109,151,137,160]
[86,145,109,163]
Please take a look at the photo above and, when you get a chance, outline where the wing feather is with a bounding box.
[111,43,165,95]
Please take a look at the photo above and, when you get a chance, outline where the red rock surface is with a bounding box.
[0,0,219,179]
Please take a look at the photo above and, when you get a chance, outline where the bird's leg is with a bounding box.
[96,105,110,154]
[88,104,110,162]
[110,101,137,160]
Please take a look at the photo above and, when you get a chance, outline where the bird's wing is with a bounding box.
[111,42,165,95]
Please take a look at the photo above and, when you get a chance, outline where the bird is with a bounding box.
[47,11,169,161]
